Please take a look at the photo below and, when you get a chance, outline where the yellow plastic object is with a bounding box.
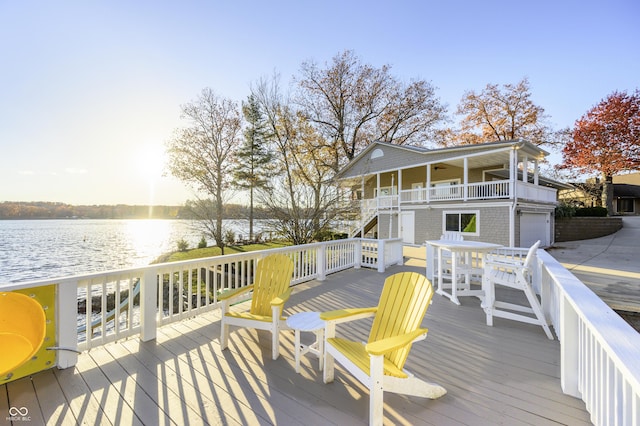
[220,254,295,360]
[0,292,47,376]
[249,254,295,318]
[368,272,434,371]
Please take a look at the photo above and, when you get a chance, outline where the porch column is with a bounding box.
[510,148,517,198]
[398,169,403,206]
[523,155,528,184]
[533,159,539,185]
[463,157,468,201]
[426,165,431,203]
[376,173,381,210]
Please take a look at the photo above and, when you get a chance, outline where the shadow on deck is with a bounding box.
[0,260,591,425]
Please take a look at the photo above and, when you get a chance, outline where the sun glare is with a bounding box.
[134,144,167,209]
[136,145,166,182]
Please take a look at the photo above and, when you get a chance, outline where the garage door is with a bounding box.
[520,212,550,248]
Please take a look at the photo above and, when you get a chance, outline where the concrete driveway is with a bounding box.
[548,216,640,312]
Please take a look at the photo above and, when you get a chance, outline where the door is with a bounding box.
[400,211,415,244]
[520,212,550,247]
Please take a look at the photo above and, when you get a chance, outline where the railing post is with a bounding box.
[426,243,434,281]
[354,239,362,269]
[377,239,386,273]
[317,244,327,281]
[140,268,158,342]
[560,295,581,398]
[57,281,79,368]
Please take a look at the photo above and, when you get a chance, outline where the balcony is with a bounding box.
[1,240,638,425]
[385,180,558,207]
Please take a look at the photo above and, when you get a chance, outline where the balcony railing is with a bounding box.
[1,239,638,425]
[391,179,556,205]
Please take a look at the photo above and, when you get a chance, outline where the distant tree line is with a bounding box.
[0,202,271,220]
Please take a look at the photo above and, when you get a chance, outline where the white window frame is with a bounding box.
[443,210,480,236]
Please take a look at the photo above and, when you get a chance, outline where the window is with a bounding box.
[444,211,479,235]
[617,198,634,213]
[370,148,384,159]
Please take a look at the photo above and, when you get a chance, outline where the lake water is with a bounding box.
[0,219,268,284]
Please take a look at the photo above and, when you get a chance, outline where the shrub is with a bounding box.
[176,238,189,252]
[197,236,207,249]
[224,229,235,245]
[575,206,608,217]
[555,202,577,218]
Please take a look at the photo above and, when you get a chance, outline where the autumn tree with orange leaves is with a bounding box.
[561,90,640,214]
[452,78,556,147]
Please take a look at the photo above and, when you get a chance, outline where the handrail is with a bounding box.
[0,238,399,357]
[537,249,640,425]
[1,240,638,424]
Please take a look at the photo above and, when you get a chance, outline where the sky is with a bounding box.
[1,1,638,206]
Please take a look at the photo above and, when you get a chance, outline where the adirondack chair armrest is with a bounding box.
[219,284,254,302]
[365,328,428,356]
[271,287,292,308]
[320,307,377,324]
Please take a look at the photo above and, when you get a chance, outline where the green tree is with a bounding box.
[233,95,274,241]
[166,88,241,254]
[561,90,640,214]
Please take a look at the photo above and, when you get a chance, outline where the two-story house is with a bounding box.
[337,139,570,248]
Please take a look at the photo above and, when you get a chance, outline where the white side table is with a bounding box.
[286,311,324,373]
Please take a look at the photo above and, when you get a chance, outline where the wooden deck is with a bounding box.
[1,262,592,425]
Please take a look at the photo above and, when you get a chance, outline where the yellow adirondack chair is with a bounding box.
[219,253,294,360]
[0,292,46,377]
[321,272,446,425]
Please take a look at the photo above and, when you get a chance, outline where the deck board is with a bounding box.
[0,263,592,425]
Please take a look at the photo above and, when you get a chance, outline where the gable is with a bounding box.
[339,144,429,178]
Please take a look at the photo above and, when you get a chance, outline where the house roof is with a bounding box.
[336,139,550,180]
[615,184,640,198]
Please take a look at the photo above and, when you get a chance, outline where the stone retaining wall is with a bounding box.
[555,217,623,242]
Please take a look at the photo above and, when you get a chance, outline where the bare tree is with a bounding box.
[295,50,446,169]
[166,88,241,253]
[453,77,556,147]
[252,74,343,244]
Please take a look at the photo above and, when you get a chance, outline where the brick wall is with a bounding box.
[555,217,623,242]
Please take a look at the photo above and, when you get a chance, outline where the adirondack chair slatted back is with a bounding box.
[441,231,463,241]
[368,272,434,370]
[249,254,294,317]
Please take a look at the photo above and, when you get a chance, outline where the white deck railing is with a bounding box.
[424,246,640,426]
[2,240,638,425]
[0,238,403,356]
[537,250,640,426]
